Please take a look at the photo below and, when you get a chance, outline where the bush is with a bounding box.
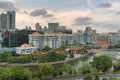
[79,63,91,74]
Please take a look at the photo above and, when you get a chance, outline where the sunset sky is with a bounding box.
[0,0,120,32]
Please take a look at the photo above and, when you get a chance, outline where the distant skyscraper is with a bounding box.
[48,23,59,31]
[77,30,83,33]
[35,23,41,30]
[118,30,120,34]
[0,11,15,30]
[0,33,3,48]
[7,11,15,29]
[86,27,92,34]
[0,13,7,30]
[58,26,66,29]
[83,31,92,43]
[92,30,96,34]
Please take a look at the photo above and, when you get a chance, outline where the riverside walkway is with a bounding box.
[56,74,120,80]
[0,53,92,67]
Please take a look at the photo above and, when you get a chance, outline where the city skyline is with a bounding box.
[0,0,120,33]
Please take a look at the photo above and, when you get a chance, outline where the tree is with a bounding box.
[94,74,100,80]
[80,48,88,54]
[0,51,12,62]
[38,63,54,79]
[38,53,49,63]
[92,54,112,72]
[59,45,66,50]
[0,66,31,80]
[10,66,31,80]
[61,62,72,75]
[79,63,91,74]
[42,45,51,52]
[53,70,58,77]
[69,52,74,58]
[108,77,117,80]
[30,77,40,80]
[83,74,93,80]
[114,59,120,71]
[102,78,108,80]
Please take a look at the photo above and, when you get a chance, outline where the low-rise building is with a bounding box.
[16,43,36,54]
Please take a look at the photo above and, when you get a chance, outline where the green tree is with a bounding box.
[38,53,49,63]
[10,66,31,80]
[0,51,12,62]
[83,74,93,80]
[94,74,100,80]
[80,48,88,54]
[61,62,72,75]
[38,63,54,79]
[69,52,74,58]
[79,63,91,74]
[53,70,58,77]
[30,77,40,80]
[49,51,58,62]
[92,54,112,72]
[114,59,120,71]
[109,77,117,80]
[0,66,31,80]
[42,45,51,51]
[8,55,33,63]
[102,78,108,80]
[59,45,66,50]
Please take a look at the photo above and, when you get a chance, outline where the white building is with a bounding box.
[95,33,120,43]
[29,32,77,49]
[16,43,36,54]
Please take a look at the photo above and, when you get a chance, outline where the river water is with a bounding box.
[71,51,120,70]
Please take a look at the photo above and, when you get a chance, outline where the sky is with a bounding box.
[0,0,120,33]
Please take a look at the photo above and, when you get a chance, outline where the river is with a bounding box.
[70,51,120,70]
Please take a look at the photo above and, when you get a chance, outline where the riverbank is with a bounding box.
[0,53,92,67]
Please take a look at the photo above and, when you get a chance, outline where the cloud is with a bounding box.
[87,0,95,8]
[0,1,18,11]
[116,12,120,15]
[97,3,112,8]
[42,14,54,18]
[74,17,93,26]
[29,9,54,18]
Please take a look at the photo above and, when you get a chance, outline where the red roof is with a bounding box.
[21,43,32,48]
[56,50,65,54]
[70,47,83,51]
[30,32,40,36]
[41,52,48,55]
[94,42,111,46]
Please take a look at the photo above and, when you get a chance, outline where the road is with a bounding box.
[56,74,120,80]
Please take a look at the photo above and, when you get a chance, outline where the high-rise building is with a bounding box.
[35,23,41,31]
[48,23,59,31]
[118,30,120,34]
[92,30,96,34]
[86,27,92,34]
[0,33,3,48]
[7,11,15,29]
[3,30,42,47]
[77,30,83,33]
[0,11,15,30]
[0,13,7,30]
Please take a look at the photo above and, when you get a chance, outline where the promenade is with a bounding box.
[0,53,92,67]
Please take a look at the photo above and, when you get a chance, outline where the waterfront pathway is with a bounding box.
[56,74,120,80]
